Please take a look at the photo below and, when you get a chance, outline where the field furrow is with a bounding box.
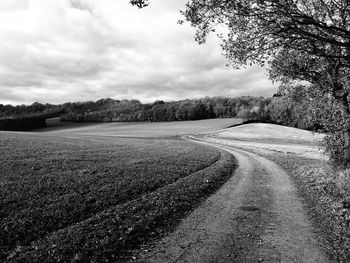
[0,124,236,262]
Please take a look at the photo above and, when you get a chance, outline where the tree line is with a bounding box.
[0,103,63,131]
[1,96,274,123]
[0,102,62,119]
[61,97,273,122]
[0,93,319,131]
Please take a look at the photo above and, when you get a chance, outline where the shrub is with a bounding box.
[320,132,345,166]
[0,117,46,131]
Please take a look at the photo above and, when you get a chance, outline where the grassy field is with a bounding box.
[0,118,239,262]
[40,118,242,137]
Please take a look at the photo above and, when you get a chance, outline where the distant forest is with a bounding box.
[0,93,320,131]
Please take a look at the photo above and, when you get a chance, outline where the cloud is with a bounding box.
[0,0,277,105]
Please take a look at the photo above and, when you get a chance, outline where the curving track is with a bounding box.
[138,137,329,262]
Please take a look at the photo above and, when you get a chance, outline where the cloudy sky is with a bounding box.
[0,0,277,105]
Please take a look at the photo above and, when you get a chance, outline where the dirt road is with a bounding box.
[138,137,329,262]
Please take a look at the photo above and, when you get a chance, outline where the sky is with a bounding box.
[0,0,278,105]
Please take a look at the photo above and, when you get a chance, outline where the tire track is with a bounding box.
[137,137,329,262]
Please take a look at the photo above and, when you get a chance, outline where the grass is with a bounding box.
[39,117,242,137]
[0,120,237,262]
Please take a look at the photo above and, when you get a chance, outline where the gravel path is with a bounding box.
[138,138,329,262]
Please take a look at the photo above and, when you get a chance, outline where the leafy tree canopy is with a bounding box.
[130,0,149,8]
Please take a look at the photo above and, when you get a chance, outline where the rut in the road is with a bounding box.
[138,141,329,263]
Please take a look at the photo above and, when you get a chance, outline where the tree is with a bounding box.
[132,0,350,164]
[270,47,350,163]
[182,1,350,163]
[237,108,252,122]
[175,101,190,120]
[165,104,177,121]
[130,0,149,8]
[188,102,208,120]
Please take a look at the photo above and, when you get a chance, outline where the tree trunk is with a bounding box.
[327,59,350,165]
[344,129,350,164]
[336,91,350,165]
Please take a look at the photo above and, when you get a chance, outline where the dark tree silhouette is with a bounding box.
[130,0,149,8]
